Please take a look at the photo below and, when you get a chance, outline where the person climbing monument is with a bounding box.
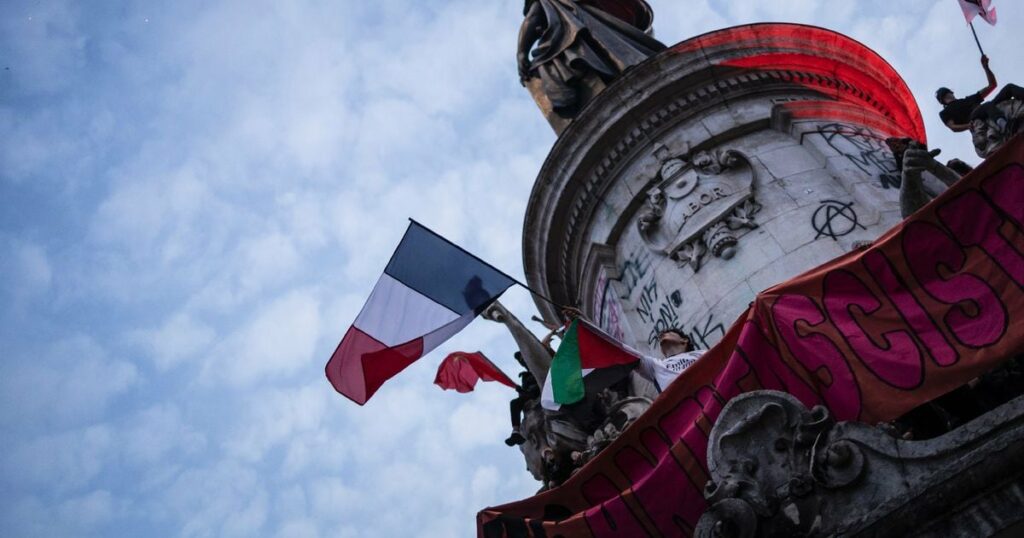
[937,55,997,132]
[636,328,704,392]
[505,352,541,447]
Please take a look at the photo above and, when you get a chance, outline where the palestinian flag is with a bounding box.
[541,319,641,411]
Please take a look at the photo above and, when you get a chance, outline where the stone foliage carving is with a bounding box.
[571,394,653,468]
[697,390,1024,537]
[514,383,654,490]
[637,145,761,272]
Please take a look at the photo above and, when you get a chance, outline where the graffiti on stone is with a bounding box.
[687,313,726,349]
[813,199,865,241]
[636,280,659,324]
[643,285,684,347]
[594,266,628,342]
[815,123,901,189]
[614,247,653,298]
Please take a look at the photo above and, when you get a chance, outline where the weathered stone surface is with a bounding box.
[522,40,916,355]
[697,390,1024,538]
[971,99,1024,159]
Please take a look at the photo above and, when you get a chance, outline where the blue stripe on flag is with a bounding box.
[384,222,515,315]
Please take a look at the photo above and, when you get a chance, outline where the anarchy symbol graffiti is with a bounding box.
[812,200,865,240]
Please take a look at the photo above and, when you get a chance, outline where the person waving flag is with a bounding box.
[326,221,515,405]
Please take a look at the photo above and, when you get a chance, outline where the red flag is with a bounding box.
[434,352,517,393]
[959,0,997,25]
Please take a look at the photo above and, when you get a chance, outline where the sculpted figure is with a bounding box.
[517,0,665,117]
[970,96,1024,158]
[482,301,553,386]
[636,188,665,233]
[896,142,961,218]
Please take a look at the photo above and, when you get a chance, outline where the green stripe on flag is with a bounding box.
[550,320,585,405]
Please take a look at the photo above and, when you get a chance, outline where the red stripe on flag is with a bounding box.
[576,321,640,370]
[326,326,425,405]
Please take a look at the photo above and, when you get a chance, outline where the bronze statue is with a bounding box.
[517,0,665,122]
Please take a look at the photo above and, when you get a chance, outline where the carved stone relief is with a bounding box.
[971,99,1024,159]
[637,144,762,272]
[697,390,1024,537]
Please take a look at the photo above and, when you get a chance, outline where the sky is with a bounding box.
[1,1,1021,536]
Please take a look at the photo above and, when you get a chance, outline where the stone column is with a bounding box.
[522,23,926,356]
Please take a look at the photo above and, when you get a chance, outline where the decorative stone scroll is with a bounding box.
[697,391,1024,537]
[637,145,761,272]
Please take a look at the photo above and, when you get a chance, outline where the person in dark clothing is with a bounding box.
[937,55,997,132]
[505,352,540,446]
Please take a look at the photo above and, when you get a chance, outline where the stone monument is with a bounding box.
[523,24,924,358]
[482,16,1024,537]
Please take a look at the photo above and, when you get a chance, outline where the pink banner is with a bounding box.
[479,137,1024,537]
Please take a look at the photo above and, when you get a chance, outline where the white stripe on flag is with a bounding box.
[354,273,460,346]
[541,367,595,411]
[422,310,475,352]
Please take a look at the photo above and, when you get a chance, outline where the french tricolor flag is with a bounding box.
[326,221,515,405]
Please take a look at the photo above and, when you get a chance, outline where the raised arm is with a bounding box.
[517,2,544,85]
[978,55,997,98]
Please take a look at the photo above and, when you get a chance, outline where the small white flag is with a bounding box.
[959,0,998,26]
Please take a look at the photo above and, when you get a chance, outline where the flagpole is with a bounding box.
[969,21,986,56]
[406,218,568,311]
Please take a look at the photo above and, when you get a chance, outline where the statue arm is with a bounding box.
[518,2,544,84]
[900,145,954,217]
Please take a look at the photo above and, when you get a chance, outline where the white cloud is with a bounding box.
[0,239,53,299]
[3,489,118,536]
[223,382,329,464]
[3,425,113,493]
[163,462,268,538]
[0,336,138,430]
[276,519,320,538]
[121,404,207,465]
[202,288,321,386]
[132,312,216,371]
[56,490,116,530]
[2,1,1022,536]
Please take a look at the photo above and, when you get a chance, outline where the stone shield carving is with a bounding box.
[637,147,760,272]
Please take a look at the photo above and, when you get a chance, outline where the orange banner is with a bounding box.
[478,135,1024,537]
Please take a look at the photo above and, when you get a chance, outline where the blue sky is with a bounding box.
[1,1,1021,536]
